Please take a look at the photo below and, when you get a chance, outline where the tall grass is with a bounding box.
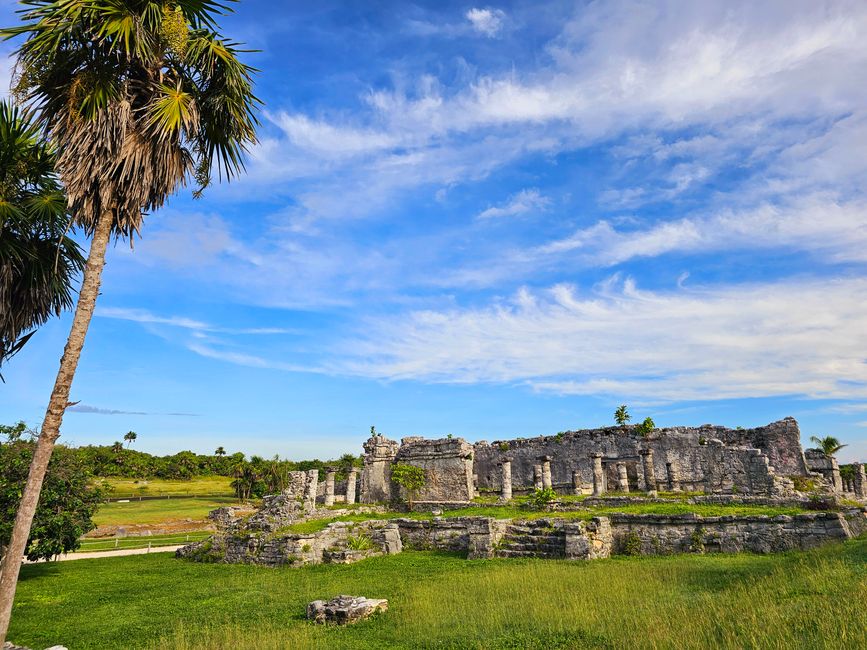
[11,538,866,649]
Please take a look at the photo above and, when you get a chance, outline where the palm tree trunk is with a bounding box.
[0,210,114,643]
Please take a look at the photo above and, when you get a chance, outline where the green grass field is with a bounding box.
[76,531,213,553]
[93,497,239,527]
[11,538,866,649]
[101,476,234,498]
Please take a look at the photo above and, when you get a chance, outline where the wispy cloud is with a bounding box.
[535,194,867,266]
[96,307,297,335]
[337,276,867,402]
[67,404,148,416]
[478,188,550,219]
[466,8,506,37]
[67,404,201,416]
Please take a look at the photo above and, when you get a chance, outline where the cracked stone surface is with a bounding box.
[306,595,389,625]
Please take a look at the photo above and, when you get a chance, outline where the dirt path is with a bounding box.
[26,545,184,563]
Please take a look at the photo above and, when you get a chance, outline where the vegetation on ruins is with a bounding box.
[390,463,426,509]
[635,417,656,437]
[614,404,631,426]
[809,435,847,456]
[529,486,557,509]
[0,101,84,367]
[0,423,104,561]
[0,1,259,636]
[10,538,867,649]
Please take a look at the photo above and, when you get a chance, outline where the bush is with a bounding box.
[346,533,373,550]
[690,527,706,553]
[790,475,817,492]
[0,429,105,560]
[391,463,426,508]
[529,487,557,509]
[635,417,656,437]
[622,531,642,556]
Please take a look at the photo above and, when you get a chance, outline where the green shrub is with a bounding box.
[346,533,373,550]
[498,442,510,452]
[622,531,642,556]
[790,475,817,492]
[391,463,426,508]
[529,487,557,509]
[690,528,706,553]
[635,417,656,437]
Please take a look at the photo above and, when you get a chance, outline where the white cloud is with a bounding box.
[466,8,506,37]
[271,112,401,156]
[536,195,867,266]
[96,307,295,335]
[478,188,550,219]
[338,276,867,402]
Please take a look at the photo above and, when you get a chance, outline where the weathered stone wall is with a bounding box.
[179,519,402,568]
[473,419,806,497]
[360,435,399,503]
[805,449,843,492]
[393,437,475,502]
[608,510,866,555]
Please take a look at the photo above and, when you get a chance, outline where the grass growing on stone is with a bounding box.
[101,476,235,498]
[93,497,240,527]
[281,502,812,535]
[10,537,867,649]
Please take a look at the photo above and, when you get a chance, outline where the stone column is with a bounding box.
[346,468,358,505]
[829,457,843,493]
[303,469,319,511]
[616,462,629,493]
[533,464,543,490]
[572,470,582,495]
[640,449,657,496]
[540,456,553,490]
[324,468,337,507]
[854,463,867,498]
[499,459,513,502]
[666,462,680,492]
[360,434,399,503]
[590,453,605,496]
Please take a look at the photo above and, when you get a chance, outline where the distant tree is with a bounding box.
[0,430,105,561]
[614,405,631,427]
[809,436,847,457]
[370,425,377,436]
[391,463,426,509]
[123,431,137,448]
[215,446,226,457]
[111,441,123,454]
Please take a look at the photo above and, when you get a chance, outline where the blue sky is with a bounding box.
[2,0,867,462]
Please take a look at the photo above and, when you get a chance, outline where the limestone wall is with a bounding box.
[608,510,865,554]
[393,437,475,502]
[393,509,866,558]
[473,418,806,496]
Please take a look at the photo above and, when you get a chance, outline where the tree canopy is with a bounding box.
[0,100,84,365]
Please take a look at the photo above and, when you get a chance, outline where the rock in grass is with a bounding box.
[306,595,388,625]
[3,643,67,650]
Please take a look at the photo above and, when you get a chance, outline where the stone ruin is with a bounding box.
[359,417,867,503]
[176,416,867,569]
[307,595,388,625]
[178,468,400,568]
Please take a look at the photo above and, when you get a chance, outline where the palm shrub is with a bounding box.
[809,436,847,457]
[0,2,258,639]
[614,404,630,426]
[0,100,84,366]
[529,486,556,509]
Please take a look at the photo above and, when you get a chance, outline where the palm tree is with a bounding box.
[0,2,258,638]
[123,430,137,447]
[214,446,225,457]
[111,441,124,454]
[809,435,847,457]
[1,100,84,366]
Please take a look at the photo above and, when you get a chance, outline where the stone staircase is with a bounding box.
[495,519,566,559]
